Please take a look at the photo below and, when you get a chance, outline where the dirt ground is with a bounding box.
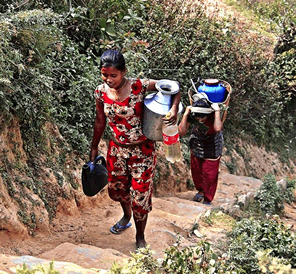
[1,171,295,262]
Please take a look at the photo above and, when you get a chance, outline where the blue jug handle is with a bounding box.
[94,155,106,167]
[220,82,226,88]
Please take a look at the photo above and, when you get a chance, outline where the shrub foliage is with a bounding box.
[0,0,295,157]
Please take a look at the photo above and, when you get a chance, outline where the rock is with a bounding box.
[228,205,242,219]
[0,254,105,274]
[193,229,204,238]
[220,203,232,213]
[39,243,129,270]
[277,178,287,192]
[237,194,247,209]
[237,192,255,210]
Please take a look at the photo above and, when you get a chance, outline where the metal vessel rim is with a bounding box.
[155,79,179,95]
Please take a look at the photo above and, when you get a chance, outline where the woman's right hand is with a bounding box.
[90,146,99,162]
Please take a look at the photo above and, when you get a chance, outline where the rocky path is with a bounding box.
[0,172,267,273]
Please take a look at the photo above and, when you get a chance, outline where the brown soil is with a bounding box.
[1,171,295,269]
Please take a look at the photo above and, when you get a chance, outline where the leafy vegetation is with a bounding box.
[108,217,296,273]
[0,0,295,159]
[255,173,285,215]
[227,217,296,271]
[238,174,296,217]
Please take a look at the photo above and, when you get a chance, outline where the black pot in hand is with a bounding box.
[81,155,108,197]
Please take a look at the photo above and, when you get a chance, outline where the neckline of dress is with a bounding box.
[105,78,132,103]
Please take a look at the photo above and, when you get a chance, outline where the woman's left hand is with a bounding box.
[163,108,178,125]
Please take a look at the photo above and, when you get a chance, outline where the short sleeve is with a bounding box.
[94,84,104,102]
[140,79,150,94]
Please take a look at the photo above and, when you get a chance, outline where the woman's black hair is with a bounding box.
[100,49,126,71]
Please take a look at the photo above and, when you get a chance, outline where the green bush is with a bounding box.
[2,0,295,161]
[0,9,100,155]
[254,173,284,215]
[227,217,296,270]
[283,178,296,204]
[110,240,241,274]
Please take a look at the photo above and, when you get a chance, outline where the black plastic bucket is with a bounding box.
[81,155,108,197]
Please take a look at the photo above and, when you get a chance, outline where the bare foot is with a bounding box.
[136,237,147,249]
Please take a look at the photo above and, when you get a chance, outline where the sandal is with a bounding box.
[193,193,204,202]
[203,201,212,205]
[110,222,132,235]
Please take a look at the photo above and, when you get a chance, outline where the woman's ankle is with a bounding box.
[136,236,146,248]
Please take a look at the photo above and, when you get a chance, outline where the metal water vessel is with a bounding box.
[143,79,183,141]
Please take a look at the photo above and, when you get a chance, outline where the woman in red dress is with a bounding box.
[90,49,181,248]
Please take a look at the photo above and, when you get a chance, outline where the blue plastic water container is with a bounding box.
[197,79,226,103]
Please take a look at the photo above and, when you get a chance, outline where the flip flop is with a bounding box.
[203,201,212,205]
[193,193,204,202]
[110,222,132,235]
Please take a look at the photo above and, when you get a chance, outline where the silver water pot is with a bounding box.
[143,79,183,141]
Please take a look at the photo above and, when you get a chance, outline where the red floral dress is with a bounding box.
[94,78,156,220]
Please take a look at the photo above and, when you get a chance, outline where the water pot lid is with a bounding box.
[155,79,179,95]
[204,79,219,85]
